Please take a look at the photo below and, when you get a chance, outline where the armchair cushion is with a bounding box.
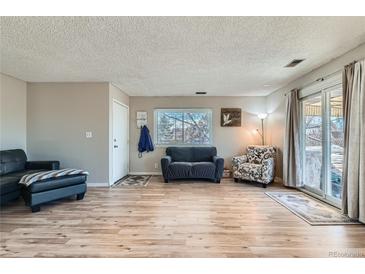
[234,163,262,181]
[262,158,275,184]
[232,155,248,171]
[247,145,276,164]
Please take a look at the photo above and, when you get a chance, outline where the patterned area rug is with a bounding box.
[112,175,151,187]
[266,192,359,225]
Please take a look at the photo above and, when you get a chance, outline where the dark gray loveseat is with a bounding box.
[161,147,224,183]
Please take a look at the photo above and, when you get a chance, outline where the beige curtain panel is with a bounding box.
[283,89,302,187]
[342,59,365,223]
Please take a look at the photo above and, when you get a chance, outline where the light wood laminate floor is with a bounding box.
[1,176,365,258]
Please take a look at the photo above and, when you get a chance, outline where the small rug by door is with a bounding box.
[265,191,359,225]
[112,175,151,187]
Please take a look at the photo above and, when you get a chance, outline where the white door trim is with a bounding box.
[113,98,129,109]
[111,100,129,185]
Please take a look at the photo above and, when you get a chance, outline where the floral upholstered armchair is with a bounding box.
[232,145,276,188]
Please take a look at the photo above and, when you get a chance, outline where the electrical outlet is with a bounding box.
[154,163,158,169]
[85,131,93,138]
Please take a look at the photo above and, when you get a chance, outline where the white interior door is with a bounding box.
[113,101,129,183]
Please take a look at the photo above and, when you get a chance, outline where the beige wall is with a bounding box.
[266,43,365,179]
[109,83,130,107]
[129,96,266,173]
[27,82,110,185]
[108,83,130,184]
[5,43,365,184]
[0,73,27,151]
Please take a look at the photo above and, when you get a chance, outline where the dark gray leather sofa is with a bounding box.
[0,149,60,205]
[161,147,224,183]
[1,149,87,212]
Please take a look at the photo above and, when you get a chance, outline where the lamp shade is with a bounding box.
[258,113,268,119]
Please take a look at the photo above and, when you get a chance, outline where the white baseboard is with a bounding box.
[87,182,109,187]
[128,171,162,176]
[274,177,283,184]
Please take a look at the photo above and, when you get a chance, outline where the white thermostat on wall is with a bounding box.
[136,111,147,128]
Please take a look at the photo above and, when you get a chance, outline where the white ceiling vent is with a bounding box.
[285,59,305,68]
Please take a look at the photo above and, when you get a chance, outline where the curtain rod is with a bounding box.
[284,59,359,96]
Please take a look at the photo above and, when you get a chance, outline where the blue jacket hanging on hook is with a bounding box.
[138,125,154,158]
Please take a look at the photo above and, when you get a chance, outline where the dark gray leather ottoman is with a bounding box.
[21,174,87,212]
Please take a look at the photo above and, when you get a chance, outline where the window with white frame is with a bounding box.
[154,109,213,145]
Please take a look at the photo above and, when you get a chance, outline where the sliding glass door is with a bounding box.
[302,94,323,195]
[300,83,343,206]
[327,89,344,200]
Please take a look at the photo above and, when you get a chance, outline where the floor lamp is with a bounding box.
[256,113,267,145]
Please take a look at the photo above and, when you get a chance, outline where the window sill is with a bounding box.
[155,144,213,148]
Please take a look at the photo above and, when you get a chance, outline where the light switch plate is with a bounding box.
[86,131,93,138]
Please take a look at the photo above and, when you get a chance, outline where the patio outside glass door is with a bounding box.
[302,94,323,196]
[326,88,344,200]
[301,83,343,206]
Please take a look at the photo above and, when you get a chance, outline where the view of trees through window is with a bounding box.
[303,96,323,193]
[302,89,343,201]
[329,93,344,199]
[155,109,212,145]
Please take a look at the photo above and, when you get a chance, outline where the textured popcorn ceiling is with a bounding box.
[1,17,365,96]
